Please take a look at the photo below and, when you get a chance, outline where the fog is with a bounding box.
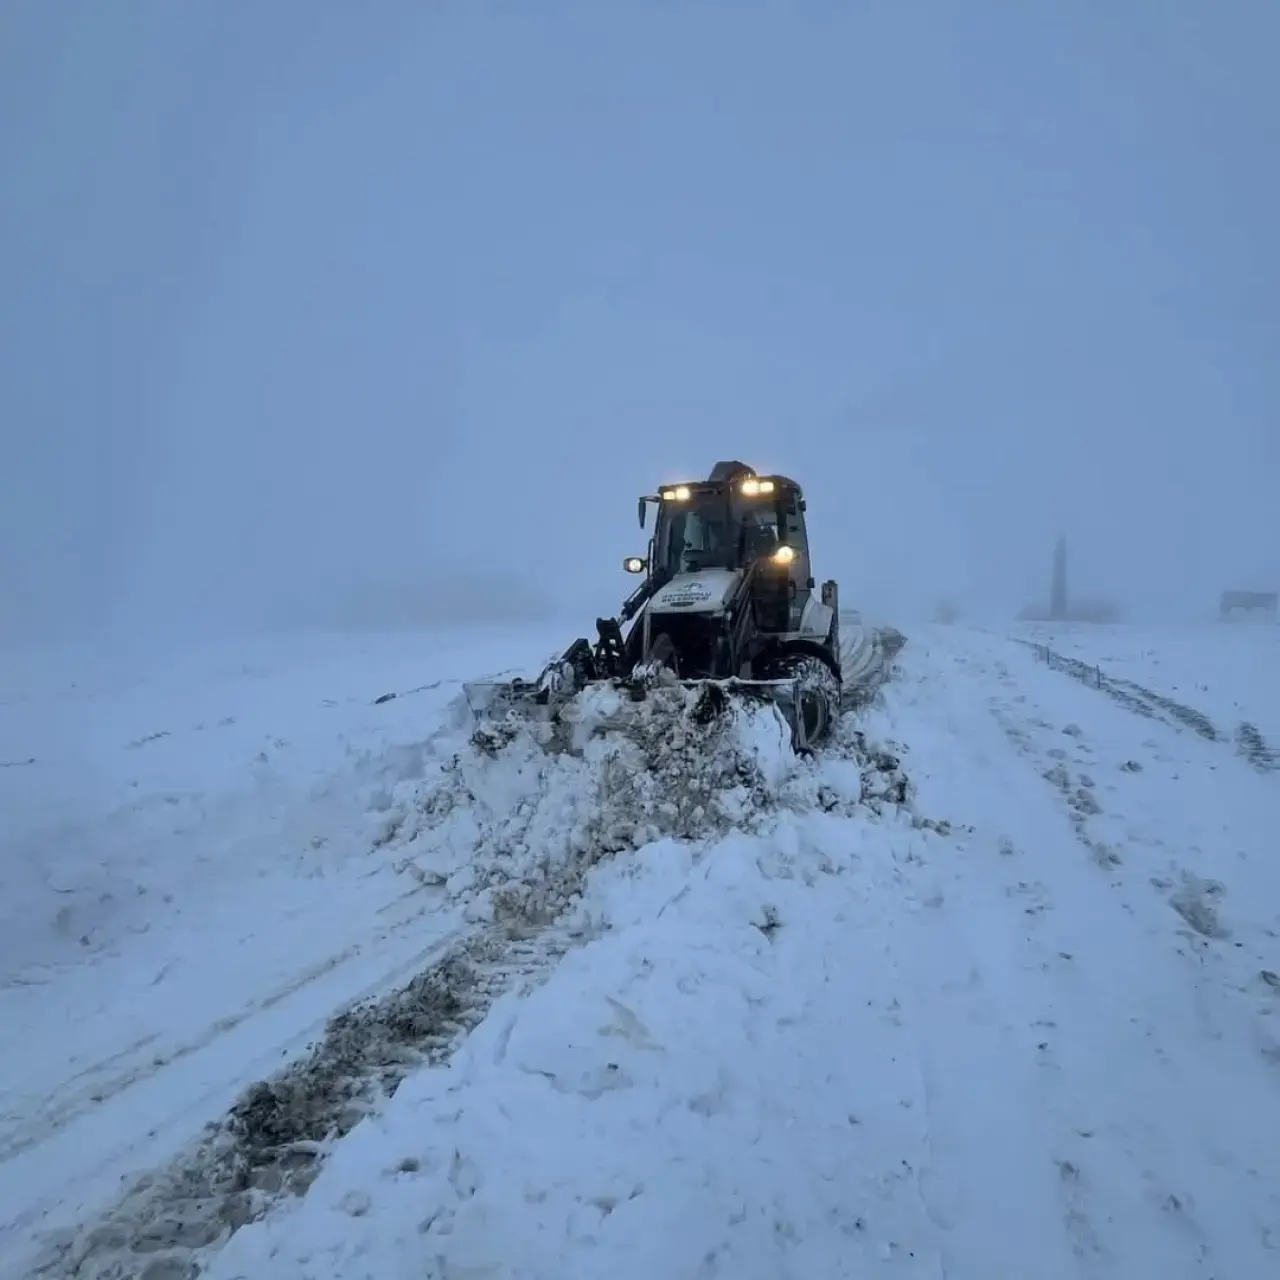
[3,2,1277,653]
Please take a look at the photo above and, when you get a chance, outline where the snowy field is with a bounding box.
[3,620,1280,1278]
[1012,619,1280,773]
[0,623,572,1273]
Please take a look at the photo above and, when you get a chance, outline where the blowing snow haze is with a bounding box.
[2,2,1277,648]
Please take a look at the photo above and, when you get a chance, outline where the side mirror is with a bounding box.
[623,556,647,574]
[638,498,647,528]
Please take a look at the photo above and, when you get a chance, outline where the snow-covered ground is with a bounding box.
[4,620,1280,1278]
[1,627,572,973]
[0,623,571,1274]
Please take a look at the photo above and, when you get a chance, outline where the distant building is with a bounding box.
[1017,536,1122,624]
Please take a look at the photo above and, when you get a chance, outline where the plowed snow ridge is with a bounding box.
[8,629,903,1279]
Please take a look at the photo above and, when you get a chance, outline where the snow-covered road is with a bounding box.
[4,621,1279,1278]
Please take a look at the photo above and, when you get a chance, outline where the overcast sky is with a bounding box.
[3,0,1277,645]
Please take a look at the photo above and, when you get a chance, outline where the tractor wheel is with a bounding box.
[767,653,842,748]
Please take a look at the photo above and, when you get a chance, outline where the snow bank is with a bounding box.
[17,645,909,1280]
[380,680,804,929]
[208,736,922,1280]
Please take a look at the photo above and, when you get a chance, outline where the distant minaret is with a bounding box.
[1050,535,1068,621]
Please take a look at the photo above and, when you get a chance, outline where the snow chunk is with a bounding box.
[385,683,806,926]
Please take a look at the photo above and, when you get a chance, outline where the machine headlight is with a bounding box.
[772,545,796,565]
[741,478,775,496]
[623,556,647,574]
[661,486,692,502]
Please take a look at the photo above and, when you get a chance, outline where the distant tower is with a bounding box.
[1050,535,1068,621]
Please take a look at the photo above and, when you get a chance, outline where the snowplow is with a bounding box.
[464,461,851,751]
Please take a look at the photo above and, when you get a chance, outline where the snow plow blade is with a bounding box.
[461,651,586,725]
[460,619,904,754]
[462,668,836,754]
[461,677,555,724]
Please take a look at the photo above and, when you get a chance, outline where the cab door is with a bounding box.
[780,487,812,631]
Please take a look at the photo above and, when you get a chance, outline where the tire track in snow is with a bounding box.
[884,663,1101,1273]
[925,636,1280,1272]
[0,881,464,1247]
[1235,721,1280,772]
[1015,638,1280,774]
[0,903,416,1165]
[0,1033,162,1154]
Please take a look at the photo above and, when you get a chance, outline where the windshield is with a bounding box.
[655,492,782,577]
[656,494,735,576]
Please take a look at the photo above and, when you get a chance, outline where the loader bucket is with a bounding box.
[461,677,556,725]
[462,679,534,721]
[462,638,847,755]
[460,650,589,725]
[462,671,808,747]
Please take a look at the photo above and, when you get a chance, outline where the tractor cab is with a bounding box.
[630,461,815,632]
